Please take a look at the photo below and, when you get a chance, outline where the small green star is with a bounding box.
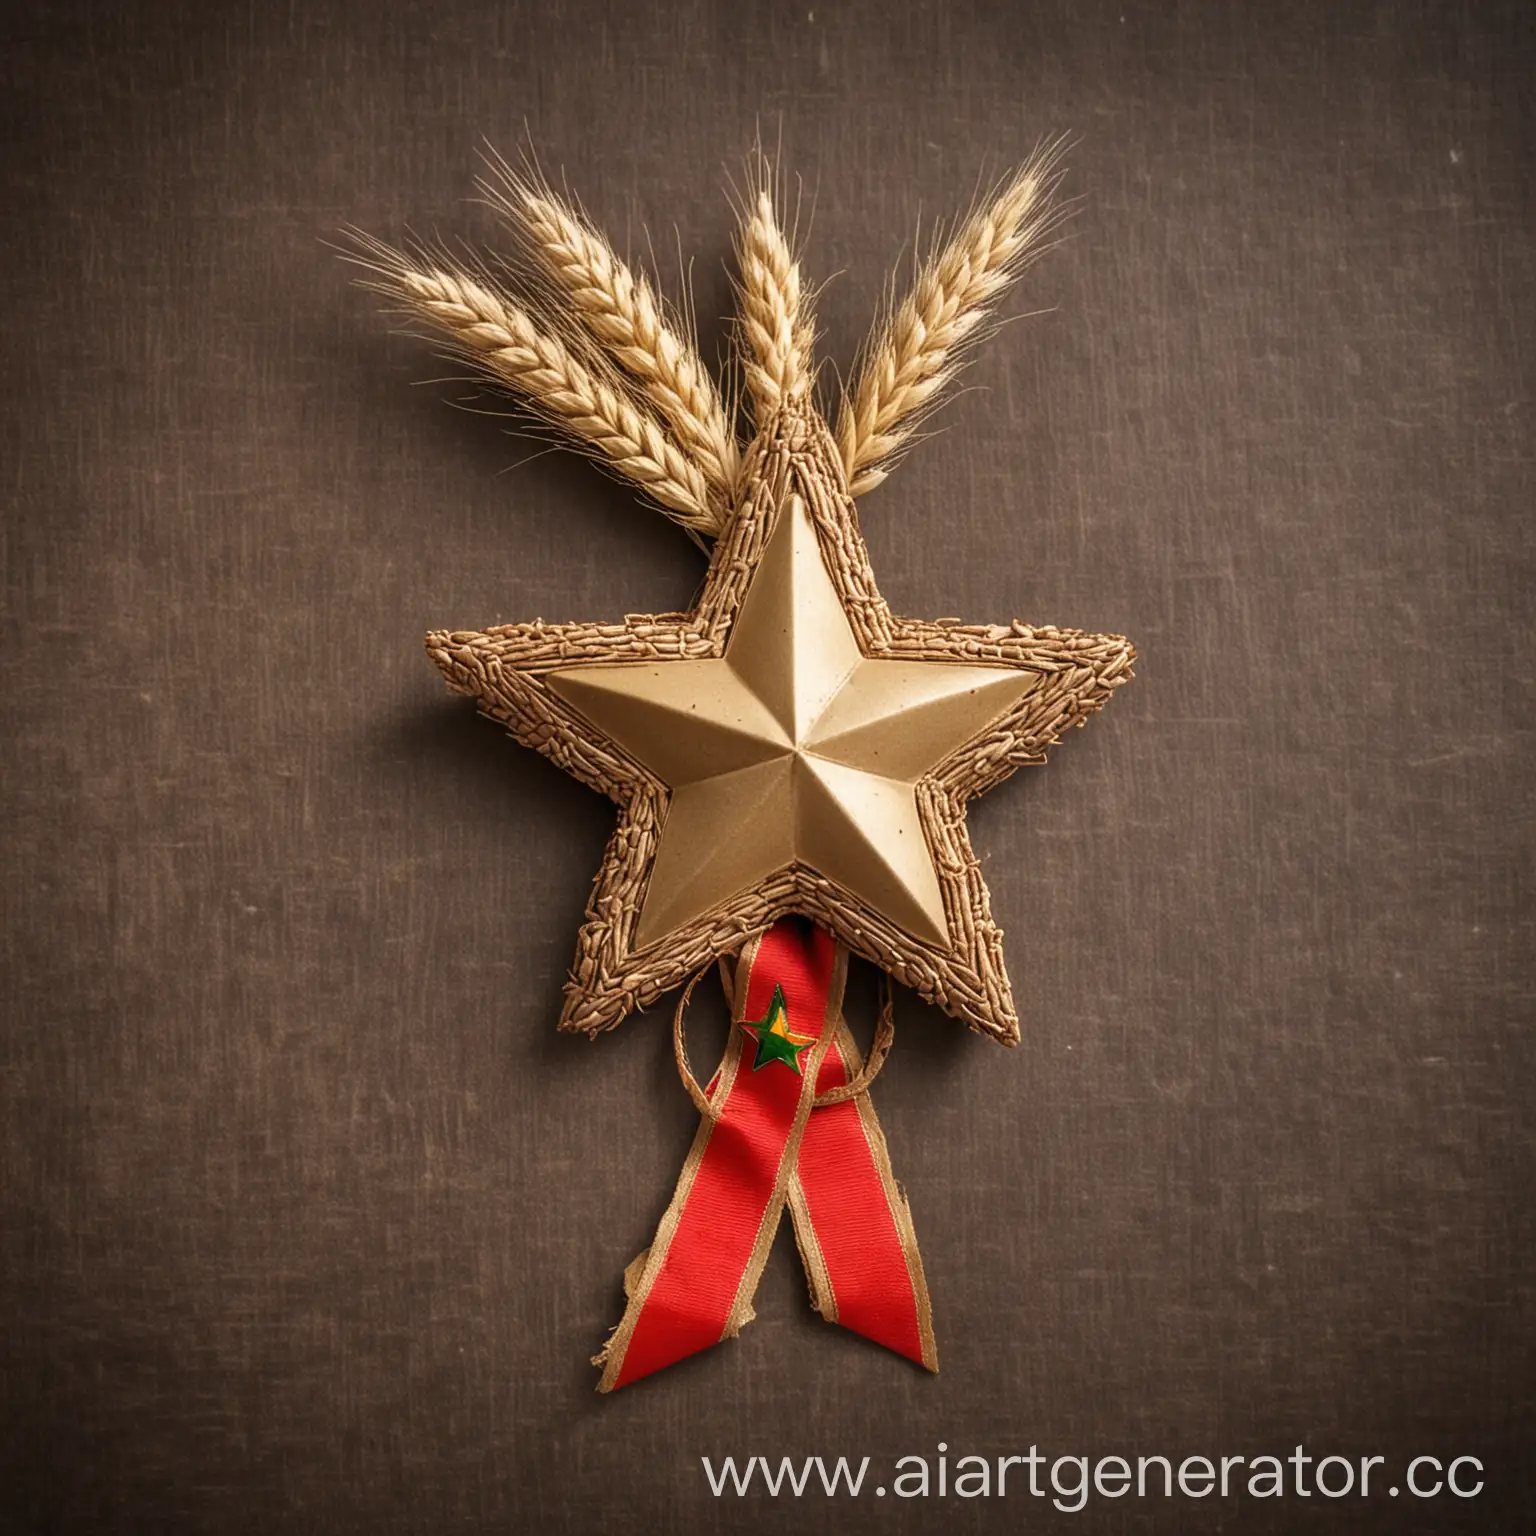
[740,984,816,1075]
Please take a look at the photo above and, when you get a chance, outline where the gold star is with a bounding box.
[427,404,1133,1043]
[548,490,1036,950]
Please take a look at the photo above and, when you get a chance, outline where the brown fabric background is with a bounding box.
[2,2,1531,1532]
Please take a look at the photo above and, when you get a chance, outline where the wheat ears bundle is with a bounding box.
[345,141,1134,1390]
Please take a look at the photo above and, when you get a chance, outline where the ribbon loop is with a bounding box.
[671,962,717,1120]
[812,972,895,1107]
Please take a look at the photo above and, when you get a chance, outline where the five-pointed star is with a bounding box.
[739,984,815,1074]
[427,405,1133,1043]
[546,491,1036,951]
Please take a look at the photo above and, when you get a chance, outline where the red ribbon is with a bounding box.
[596,917,937,1391]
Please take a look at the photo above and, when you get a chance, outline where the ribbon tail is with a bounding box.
[788,1015,939,1372]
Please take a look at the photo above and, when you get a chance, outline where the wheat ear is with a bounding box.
[500,183,740,515]
[734,187,816,424]
[838,148,1067,497]
[350,244,718,535]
